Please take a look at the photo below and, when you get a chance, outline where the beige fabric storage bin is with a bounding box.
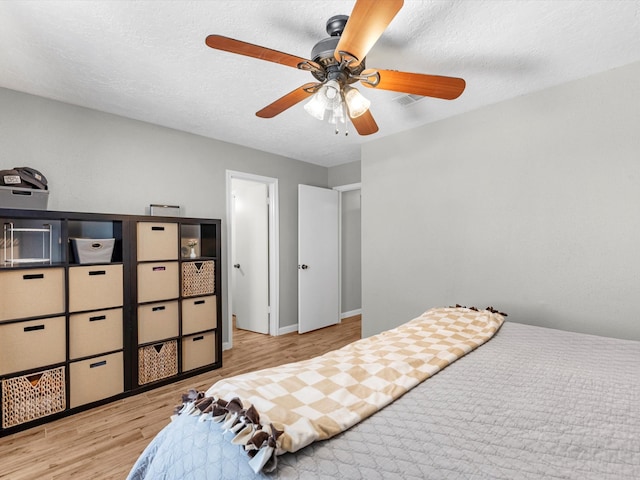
[137,222,178,261]
[2,366,66,429]
[182,295,217,335]
[68,264,123,312]
[137,262,179,303]
[181,261,215,297]
[138,301,179,344]
[69,352,123,408]
[138,340,178,385]
[69,308,123,360]
[0,316,66,376]
[0,268,65,321]
[182,331,216,372]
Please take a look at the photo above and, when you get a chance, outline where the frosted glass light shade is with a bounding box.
[303,86,328,120]
[344,86,370,118]
[325,80,340,100]
[328,102,345,125]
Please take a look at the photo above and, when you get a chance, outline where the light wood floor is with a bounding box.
[0,316,360,480]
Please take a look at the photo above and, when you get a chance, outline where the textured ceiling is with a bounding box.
[1,1,639,167]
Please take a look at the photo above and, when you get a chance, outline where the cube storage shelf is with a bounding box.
[0,208,222,436]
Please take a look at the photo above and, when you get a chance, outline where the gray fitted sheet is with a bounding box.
[127,321,640,479]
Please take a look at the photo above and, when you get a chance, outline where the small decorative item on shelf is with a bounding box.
[187,239,198,259]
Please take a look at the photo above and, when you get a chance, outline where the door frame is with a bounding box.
[226,170,280,349]
[333,182,362,319]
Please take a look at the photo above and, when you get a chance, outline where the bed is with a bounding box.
[127,307,640,479]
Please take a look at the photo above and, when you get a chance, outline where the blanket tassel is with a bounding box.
[174,391,282,473]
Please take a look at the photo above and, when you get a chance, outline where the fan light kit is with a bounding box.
[302,80,370,135]
[205,0,466,136]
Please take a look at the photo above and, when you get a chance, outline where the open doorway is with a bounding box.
[334,183,362,319]
[226,171,279,349]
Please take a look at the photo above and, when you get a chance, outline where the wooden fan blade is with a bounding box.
[361,69,466,99]
[206,34,312,69]
[335,0,404,66]
[350,109,379,135]
[256,83,321,118]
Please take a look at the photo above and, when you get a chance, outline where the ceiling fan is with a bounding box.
[205,0,465,136]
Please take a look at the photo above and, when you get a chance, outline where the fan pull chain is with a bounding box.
[334,101,348,136]
[344,102,348,135]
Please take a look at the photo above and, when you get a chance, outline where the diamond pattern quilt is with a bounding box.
[127,309,640,479]
[179,307,504,472]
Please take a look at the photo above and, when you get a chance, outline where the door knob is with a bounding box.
[298,264,309,270]
[233,264,240,268]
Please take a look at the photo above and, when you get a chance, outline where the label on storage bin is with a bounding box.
[152,266,166,271]
[3,174,20,184]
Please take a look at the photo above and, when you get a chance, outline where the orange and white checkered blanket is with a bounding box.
[177,307,504,473]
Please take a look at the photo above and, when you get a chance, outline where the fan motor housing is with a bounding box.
[310,37,340,66]
[310,15,366,83]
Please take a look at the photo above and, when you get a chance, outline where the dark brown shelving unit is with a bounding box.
[0,208,222,436]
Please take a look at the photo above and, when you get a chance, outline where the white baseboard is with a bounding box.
[341,308,362,319]
[278,324,298,335]
[228,313,360,345]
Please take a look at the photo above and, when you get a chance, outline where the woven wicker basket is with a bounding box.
[138,340,178,385]
[182,261,215,297]
[2,366,66,429]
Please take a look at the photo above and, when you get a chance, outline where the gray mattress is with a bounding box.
[127,321,640,479]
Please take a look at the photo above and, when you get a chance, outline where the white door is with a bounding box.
[298,184,340,333]
[232,179,269,334]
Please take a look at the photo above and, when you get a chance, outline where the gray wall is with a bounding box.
[0,87,328,341]
[362,61,640,341]
[340,189,361,315]
[328,160,361,187]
